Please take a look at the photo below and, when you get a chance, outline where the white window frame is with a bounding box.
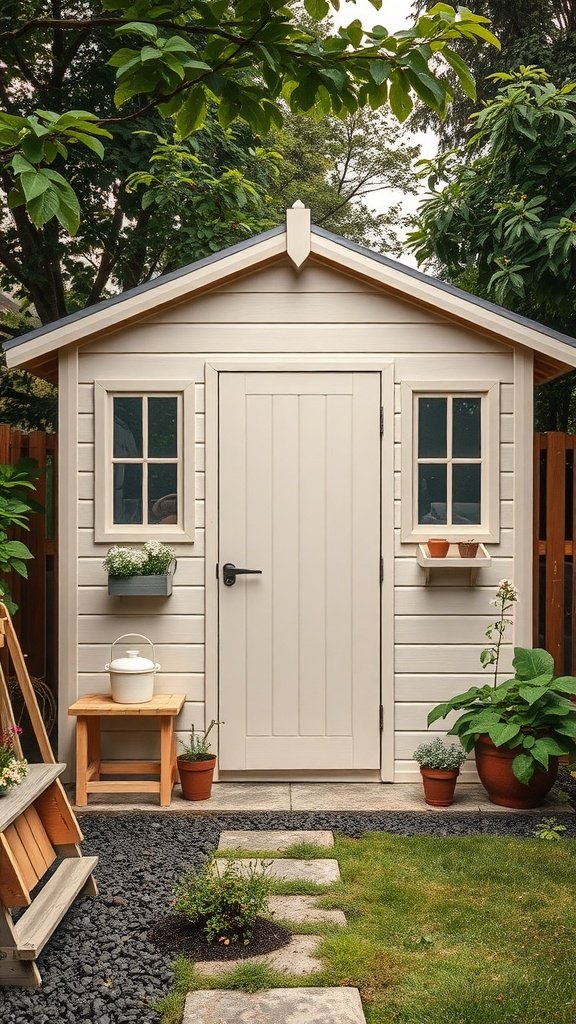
[94,380,195,543]
[400,380,500,543]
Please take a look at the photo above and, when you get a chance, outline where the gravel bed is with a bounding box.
[1,804,574,1024]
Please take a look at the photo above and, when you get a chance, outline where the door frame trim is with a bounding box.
[205,358,395,782]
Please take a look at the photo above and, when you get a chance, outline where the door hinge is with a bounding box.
[379,705,384,732]
[216,563,219,579]
[380,556,384,584]
[380,406,384,436]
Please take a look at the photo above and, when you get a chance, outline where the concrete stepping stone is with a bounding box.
[268,894,346,926]
[212,858,340,884]
[197,935,323,978]
[218,829,334,851]
[184,987,366,1023]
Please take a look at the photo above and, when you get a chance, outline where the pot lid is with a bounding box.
[108,649,156,673]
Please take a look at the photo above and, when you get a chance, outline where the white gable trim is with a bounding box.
[5,232,286,369]
[310,233,576,370]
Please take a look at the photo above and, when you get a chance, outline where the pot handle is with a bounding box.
[110,633,156,666]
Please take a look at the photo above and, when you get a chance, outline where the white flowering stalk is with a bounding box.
[481,579,519,685]
[104,542,175,578]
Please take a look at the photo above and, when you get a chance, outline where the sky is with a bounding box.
[330,0,439,261]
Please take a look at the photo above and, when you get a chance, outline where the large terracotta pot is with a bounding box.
[475,736,558,808]
[177,755,216,801]
[419,767,459,806]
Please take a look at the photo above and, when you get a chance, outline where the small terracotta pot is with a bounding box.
[475,736,558,808]
[419,766,459,806]
[458,542,479,558]
[177,755,216,801]
[427,538,450,558]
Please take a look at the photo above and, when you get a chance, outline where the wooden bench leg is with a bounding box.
[75,716,89,807]
[159,717,174,807]
[0,906,41,987]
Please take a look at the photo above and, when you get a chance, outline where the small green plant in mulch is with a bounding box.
[533,816,568,841]
[173,856,273,946]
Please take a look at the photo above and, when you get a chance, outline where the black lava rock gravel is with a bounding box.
[1,806,574,1024]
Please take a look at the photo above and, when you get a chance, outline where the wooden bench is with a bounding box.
[0,764,98,985]
[68,693,186,807]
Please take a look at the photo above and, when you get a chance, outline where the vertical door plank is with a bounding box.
[245,394,273,737]
[218,374,248,769]
[325,395,353,737]
[272,394,300,736]
[351,374,382,768]
[298,394,327,736]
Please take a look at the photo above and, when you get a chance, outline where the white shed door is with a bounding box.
[218,371,381,771]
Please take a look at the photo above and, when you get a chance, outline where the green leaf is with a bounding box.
[513,648,555,681]
[443,47,476,100]
[551,675,576,695]
[20,171,50,203]
[511,752,535,784]
[304,0,330,18]
[369,60,392,86]
[54,188,81,236]
[389,71,413,122]
[487,721,521,747]
[2,540,33,559]
[115,21,159,41]
[518,684,549,706]
[176,88,208,138]
[26,187,61,227]
[427,703,451,726]
[66,132,105,158]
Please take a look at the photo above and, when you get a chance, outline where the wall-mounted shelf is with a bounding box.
[416,543,491,585]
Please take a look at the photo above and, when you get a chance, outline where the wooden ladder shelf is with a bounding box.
[0,604,97,986]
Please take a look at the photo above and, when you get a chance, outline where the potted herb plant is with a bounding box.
[104,541,176,596]
[177,719,220,801]
[428,580,576,808]
[413,737,467,806]
[0,725,28,796]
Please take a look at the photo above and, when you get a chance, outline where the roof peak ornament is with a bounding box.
[286,201,311,269]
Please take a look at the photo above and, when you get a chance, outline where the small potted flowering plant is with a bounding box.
[0,725,28,796]
[177,720,220,801]
[104,541,176,596]
[413,737,467,806]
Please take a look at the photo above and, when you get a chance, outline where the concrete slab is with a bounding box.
[212,858,340,884]
[197,935,323,977]
[184,987,365,1023]
[70,781,572,815]
[268,895,346,926]
[218,830,334,851]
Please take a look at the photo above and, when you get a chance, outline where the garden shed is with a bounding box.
[5,202,576,784]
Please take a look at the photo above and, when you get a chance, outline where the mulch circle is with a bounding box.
[148,914,292,961]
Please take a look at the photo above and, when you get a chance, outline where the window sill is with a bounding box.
[416,542,491,585]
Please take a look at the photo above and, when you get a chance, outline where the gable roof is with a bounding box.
[5,214,576,383]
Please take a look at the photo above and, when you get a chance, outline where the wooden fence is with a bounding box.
[533,432,576,674]
[0,426,57,698]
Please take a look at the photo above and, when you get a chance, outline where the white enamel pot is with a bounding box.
[105,634,160,704]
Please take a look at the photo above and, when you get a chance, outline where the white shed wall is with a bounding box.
[59,258,530,781]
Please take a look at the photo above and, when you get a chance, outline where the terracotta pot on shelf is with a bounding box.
[474,736,558,808]
[419,767,459,806]
[427,538,450,558]
[458,542,479,558]
[177,755,217,801]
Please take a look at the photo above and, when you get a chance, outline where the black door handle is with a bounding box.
[222,563,263,587]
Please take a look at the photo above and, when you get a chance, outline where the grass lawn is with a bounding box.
[159,833,576,1024]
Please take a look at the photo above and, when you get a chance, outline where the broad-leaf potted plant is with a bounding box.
[104,541,176,596]
[429,581,576,808]
[413,737,467,806]
[177,720,219,801]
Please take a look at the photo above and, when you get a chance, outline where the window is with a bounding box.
[401,382,500,542]
[95,381,195,542]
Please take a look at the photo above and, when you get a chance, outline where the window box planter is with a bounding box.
[416,543,491,585]
[108,560,176,597]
